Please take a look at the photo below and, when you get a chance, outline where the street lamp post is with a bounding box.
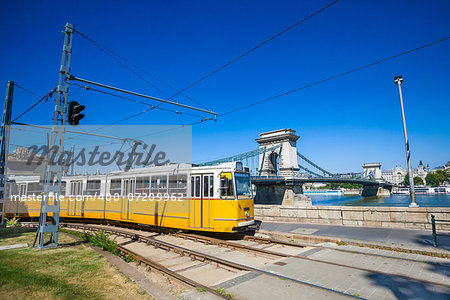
[394,75,418,208]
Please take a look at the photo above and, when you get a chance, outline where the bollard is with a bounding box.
[431,214,437,247]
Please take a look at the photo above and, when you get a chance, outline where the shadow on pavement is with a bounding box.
[414,233,450,251]
[367,273,450,299]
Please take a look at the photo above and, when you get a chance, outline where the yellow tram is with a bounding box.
[5,162,255,232]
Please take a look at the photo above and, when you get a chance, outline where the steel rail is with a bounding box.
[21,221,448,267]
[24,223,229,299]
[171,232,450,289]
[116,246,229,299]
[24,222,450,292]
[172,232,294,258]
[62,223,364,299]
[242,235,450,269]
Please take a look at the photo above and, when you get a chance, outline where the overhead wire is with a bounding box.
[12,85,55,122]
[14,83,43,99]
[219,35,450,117]
[162,0,341,101]
[73,28,210,110]
[71,0,339,126]
[68,82,209,120]
[64,82,210,144]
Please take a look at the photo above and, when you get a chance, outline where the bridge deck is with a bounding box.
[251,176,392,188]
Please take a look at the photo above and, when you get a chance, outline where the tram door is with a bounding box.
[121,178,135,220]
[69,181,83,216]
[15,183,27,214]
[191,174,213,228]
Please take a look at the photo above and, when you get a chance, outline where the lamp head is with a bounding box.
[394,75,403,85]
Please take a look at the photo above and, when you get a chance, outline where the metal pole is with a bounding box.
[36,23,74,249]
[431,214,437,247]
[394,75,418,208]
[0,81,14,225]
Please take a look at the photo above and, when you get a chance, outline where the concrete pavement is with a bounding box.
[259,221,450,252]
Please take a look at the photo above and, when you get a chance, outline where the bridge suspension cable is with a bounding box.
[197,144,281,167]
[297,151,335,177]
[298,165,323,178]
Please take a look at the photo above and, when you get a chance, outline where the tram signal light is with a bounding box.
[67,101,85,126]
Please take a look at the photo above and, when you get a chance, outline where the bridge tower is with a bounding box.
[361,162,391,196]
[254,129,311,206]
[256,129,300,178]
[362,163,382,182]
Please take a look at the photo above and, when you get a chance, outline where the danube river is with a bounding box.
[310,193,450,207]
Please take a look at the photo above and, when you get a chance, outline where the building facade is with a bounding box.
[382,161,430,186]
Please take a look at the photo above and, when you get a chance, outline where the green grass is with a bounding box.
[0,226,35,246]
[0,227,152,300]
[215,287,233,299]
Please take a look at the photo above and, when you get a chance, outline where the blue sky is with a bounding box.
[1,0,449,173]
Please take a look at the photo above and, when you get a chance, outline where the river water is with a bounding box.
[310,194,450,207]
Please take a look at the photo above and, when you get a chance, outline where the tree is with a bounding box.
[402,173,410,186]
[425,173,440,187]
[413,176,424,185]
[435,170,449,184]
[403,173,424,186]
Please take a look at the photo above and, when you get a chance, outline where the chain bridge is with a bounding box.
[198,129,392,205]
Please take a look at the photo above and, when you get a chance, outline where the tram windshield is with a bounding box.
[235,173,252,199]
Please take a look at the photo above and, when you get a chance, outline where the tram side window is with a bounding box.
[210,176,214,197]
[169,174,187,196]
[203,176,209,197]
[27,182,43,196]
[195,176,200,197]
[110,179,121,195]
[5,183,12,198]
[203,175,214,198]
[61,181,66,196]
[10,183,18,197]
[151,175,167,194]
[220,173,234,199]
[86,180,101,195]
[136,176,149,194]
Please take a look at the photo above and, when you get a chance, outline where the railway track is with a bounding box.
[23,223,229,299]
[242,234,450,268]
[59,223,364,299]
[169,231,450,288]
[22,221,450,299]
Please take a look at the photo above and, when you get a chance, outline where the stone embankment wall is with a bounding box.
[255,205,450,230]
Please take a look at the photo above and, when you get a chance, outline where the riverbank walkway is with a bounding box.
[259,221,450,253]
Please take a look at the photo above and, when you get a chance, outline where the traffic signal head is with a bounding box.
[68,101,85,125]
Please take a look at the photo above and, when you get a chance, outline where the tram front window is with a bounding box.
[235,173,252,199]
[220,172,234,199]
